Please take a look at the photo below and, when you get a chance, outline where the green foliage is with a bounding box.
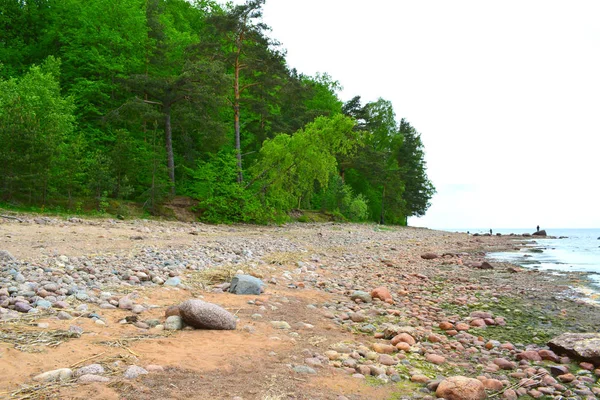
[250,114,359,211]
[0,56,75,203]
[312,175,369,222]
[184,150,271,223]
[0,0,436,224]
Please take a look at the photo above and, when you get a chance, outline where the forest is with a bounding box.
[0,0,435,224]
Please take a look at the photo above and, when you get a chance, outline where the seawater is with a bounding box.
[454,228,600,294]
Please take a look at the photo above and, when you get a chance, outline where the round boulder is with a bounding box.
[179,299,236,330]
[229,275,264,295]
[435,376,486,400]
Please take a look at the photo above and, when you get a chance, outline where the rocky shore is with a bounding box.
[1,214,599,399]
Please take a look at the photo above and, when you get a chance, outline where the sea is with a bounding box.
[447,228,600,300]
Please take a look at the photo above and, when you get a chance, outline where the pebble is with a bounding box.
[123,365,148,379]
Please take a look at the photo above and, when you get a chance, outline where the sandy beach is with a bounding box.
[1,215,599,399]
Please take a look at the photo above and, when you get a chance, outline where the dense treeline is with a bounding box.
[0,0,435,224]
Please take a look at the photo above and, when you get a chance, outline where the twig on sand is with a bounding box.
[69,351,107,368]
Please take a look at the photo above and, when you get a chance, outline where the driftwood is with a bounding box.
[1,215,24,222]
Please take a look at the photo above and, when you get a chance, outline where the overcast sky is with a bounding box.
[230,0,600,229]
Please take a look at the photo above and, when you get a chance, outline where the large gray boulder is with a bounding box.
[179,299,236,330]
[229,274,264,295]
[532,230,547,236]
[548,333,600,365]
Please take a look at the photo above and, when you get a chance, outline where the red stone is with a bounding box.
[371,287,393,303]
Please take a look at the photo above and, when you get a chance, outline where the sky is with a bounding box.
[229,0,600,229]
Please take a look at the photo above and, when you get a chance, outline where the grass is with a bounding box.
[439,294,579,346]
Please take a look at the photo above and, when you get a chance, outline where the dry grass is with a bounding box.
[3,380,78,400]
[0,328,81,353]
[262,251,306,266]
[186,264,265,291]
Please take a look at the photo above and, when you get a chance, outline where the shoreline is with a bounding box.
[1,215,600,399]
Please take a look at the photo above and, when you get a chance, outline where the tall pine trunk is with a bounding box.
[164,105,175,196]
[234,56,243,183]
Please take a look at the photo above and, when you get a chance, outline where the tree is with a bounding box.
[126,0,229,196]
[0,56,75,203]
[208,0,286,183]
[249,114,358,210]
[397,119,436,218]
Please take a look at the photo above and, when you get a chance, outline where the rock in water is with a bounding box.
[179,299,236,330]
[229,274,264,295]
[548,333,600,365]
[532,230,547,236]
[436,376,486,400]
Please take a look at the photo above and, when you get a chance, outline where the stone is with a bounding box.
[483,378,504,391]
[33,368,73,382]
[229,275,264,295]
[370,287,393,302]
[293,365,316,374]
[378,354,397,366]
[124,365,148,379]
[0,250,16,262]
[164,277,182,287]
[118,296,134,310]
[493,358,516,370]
[426,354,446,365]
[557,373,575,382]
[75,364,105,377]
[165,305,180,317]
[178,299,236,330]
[538,349,559,362]
[350,291,371,303]
[532,230,547,236]
[411,374,430,383]
[436,376,486,400]
[78,374,110,384]
[477,261,494,269]
[14,301,32,313]
[548,333,600,365]
[131,304,145,314]
[164,315,183,330]
[439,321,454,330]
[270,321,291,330]
[516,350,542,362]
[391,333,416,346]
[57,311,73,320]
[421,253,438,260]
[372,343,396,354]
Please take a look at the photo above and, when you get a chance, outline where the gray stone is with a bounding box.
[0,250,16,262]
[270,321,291,330]
[178,299,236,330]
[350,291,371,303]
[293,365,316,374]
[123,365,148,379]
[33,368,73,382]
[14,301,32,313]
[36,300,52,309]
[131,304,145,314]
[229,275,264,295]
[164,315,184,330]
[75,364,105,377]
[57,311,73,320]
[164,277,182,286]
[548,333,600,364]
